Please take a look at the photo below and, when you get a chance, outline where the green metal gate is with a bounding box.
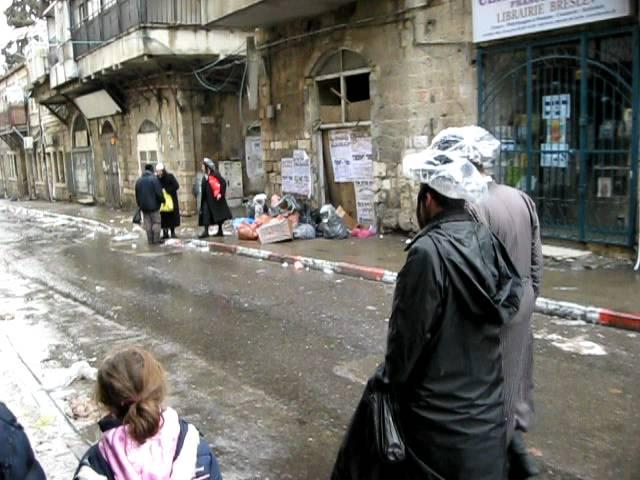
[478,27,639,246]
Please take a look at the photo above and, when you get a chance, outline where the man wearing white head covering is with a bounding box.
[332,150,523,480]
[442,127,543,479]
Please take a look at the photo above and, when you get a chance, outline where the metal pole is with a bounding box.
[578,34,588,243]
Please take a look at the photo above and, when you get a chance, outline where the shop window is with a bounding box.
[315,49,370,126]
[137,120,160,173]
[7,153,18,179]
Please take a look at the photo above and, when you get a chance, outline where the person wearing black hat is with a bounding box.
[135,164,165,244]
[155,163,181,239]
[0,401,46,480]
[198,158,232,238]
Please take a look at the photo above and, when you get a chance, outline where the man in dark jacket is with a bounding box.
[155,163,181,239]
[0,401,46,480]
[135,164,164,245]
[332,154,522,480]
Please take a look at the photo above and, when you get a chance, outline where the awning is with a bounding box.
[207,0,356,28]
[73,90,122,119]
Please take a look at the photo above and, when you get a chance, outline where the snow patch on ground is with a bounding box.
[535,330,607,356]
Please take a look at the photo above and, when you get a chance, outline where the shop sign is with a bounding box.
[472,0,631,43]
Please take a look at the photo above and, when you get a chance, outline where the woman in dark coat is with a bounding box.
[198,157,232,238]
[155,163,180,239]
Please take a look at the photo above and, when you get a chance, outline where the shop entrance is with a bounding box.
[478,28,638,246]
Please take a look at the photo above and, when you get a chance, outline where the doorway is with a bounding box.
[101,121,120,207]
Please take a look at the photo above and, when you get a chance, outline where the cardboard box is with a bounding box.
[336,205,358,230]
[258,218,293,244]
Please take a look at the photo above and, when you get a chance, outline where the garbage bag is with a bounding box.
[251,193,268,218]
[318,218,350,239]
[293,223,316,240]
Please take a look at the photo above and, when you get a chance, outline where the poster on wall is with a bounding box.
[329,130,353,182]
[472,0,630,43]
[540,143,569,168]
[355,180,376,226]
[219,161,244,200]
[543,94,571,119]
[597,177,612,198]
[282,150,312,197]
[245,136,264,181]
[350,132,374,181]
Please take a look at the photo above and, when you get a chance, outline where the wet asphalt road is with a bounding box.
[0,209,638,480]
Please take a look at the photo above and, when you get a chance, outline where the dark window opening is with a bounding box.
[318,78,341,106]
[345,73,370,103]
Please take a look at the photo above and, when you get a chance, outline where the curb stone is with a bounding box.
[207,241,640,333]
[2,203,637,333]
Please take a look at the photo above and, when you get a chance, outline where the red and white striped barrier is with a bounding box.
[207,240,640,333]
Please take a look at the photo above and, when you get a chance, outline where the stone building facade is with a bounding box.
[249,0,474,231]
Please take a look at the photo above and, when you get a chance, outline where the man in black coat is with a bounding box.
[0,401,46,480]
[135,164,164,245]
[332,155,522,480]
[155,163,181,239]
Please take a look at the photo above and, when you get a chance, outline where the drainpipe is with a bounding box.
[635,174,640,270]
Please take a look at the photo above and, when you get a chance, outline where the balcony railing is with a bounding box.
[70,0,202,58]
[0,105,27,131]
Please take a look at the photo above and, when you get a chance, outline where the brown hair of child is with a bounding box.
[96,346,167,444]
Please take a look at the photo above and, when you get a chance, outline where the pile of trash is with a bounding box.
[233,194,376,244]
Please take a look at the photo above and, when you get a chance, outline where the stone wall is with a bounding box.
[82,75,251,214]
[257,0,475,231]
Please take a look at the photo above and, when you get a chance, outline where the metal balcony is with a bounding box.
[70,0,202,58]
[206,0,356,28]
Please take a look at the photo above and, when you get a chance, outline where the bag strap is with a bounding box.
[173,418,190,462]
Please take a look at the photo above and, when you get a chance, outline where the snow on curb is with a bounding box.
[0,204,116,234]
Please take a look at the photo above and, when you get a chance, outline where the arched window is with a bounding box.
[136,120,160,173]
[314,49,371,126]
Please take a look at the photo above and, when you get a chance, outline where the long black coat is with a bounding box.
[332,209,522,480]
[199,173,232,226]
[159,172,181,229]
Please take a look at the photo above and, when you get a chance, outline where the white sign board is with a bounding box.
[245,136,264,181]
[472,0,630,43]
[219,161,244,199]
[355,180,376,226]
[543,94,571,119]
[282,150,312,197]
[329,130,353,183]
[329,129,374,182]
[540,143,569,168]
[350,133,374,181]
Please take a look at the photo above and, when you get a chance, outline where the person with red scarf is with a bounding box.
[198,158,232,238]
